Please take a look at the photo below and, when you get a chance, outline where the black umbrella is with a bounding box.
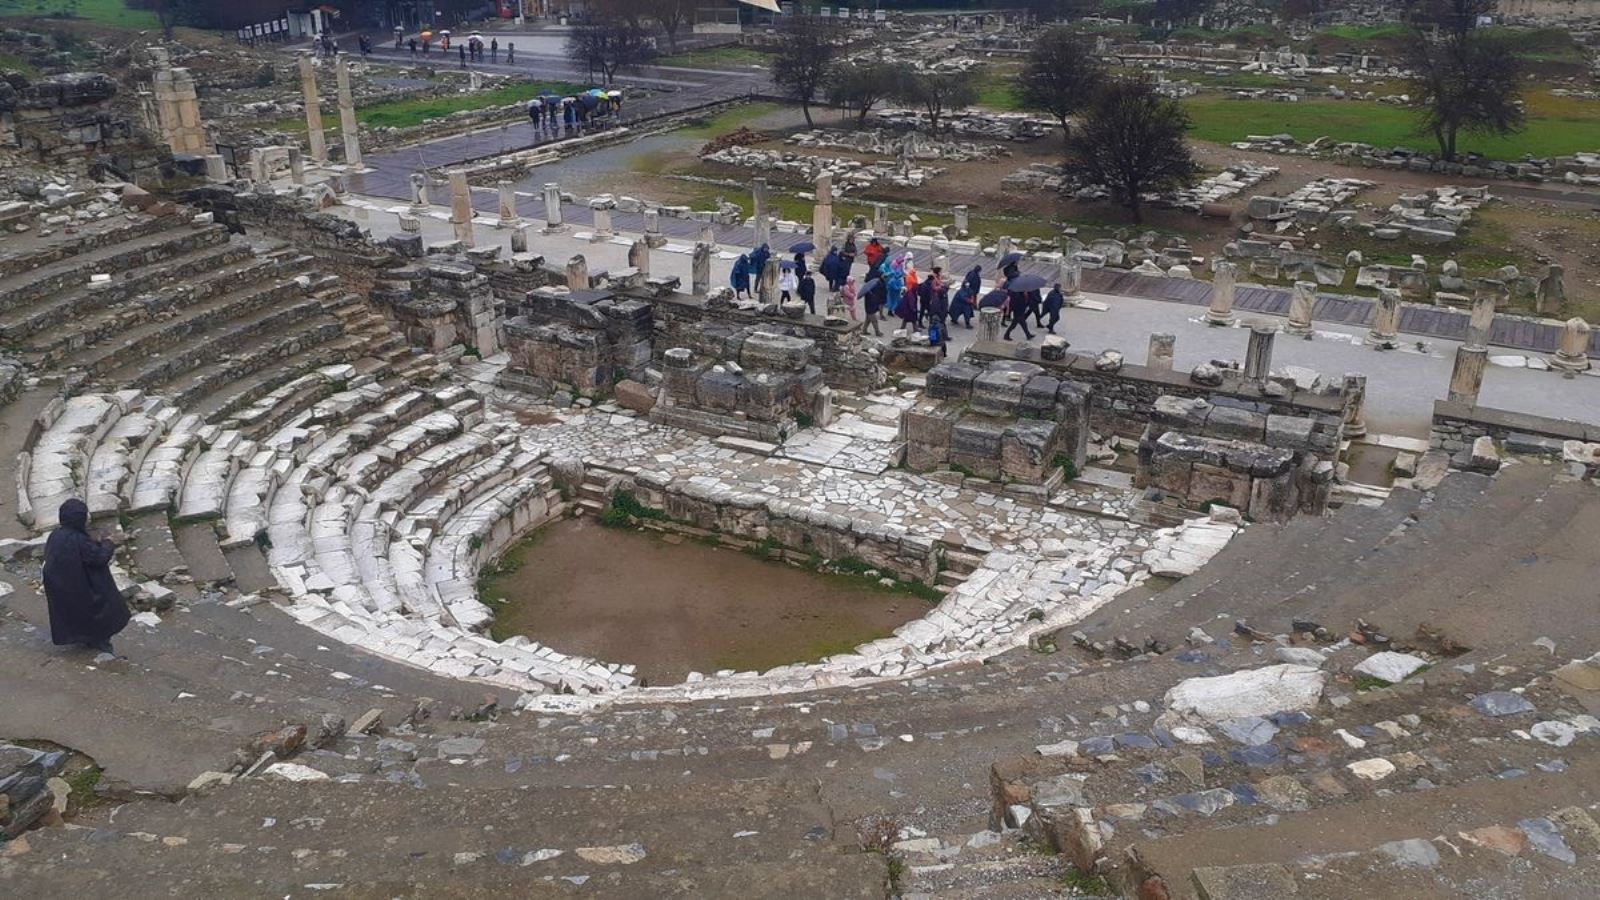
[998,251,1024,267]
[788,240,816,253]
[1005,273,1049,292]
[978,289,1009,308]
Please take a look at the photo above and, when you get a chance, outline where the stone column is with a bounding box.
[1147,333,1175,372]
[628,238,649,277]
[566,254,590,291]
[1448,345,1487,404]
[995,236,1013,264]
[755,214,773,248]
[751,177,768,222]
[644,208,665,248]
[287,146,305,185]
[448,170,474,247]
[1244,323,1276,381]
[811,173,833,245]
[398,212,420,233]
[1536,264,1565,315]
[247,148,269,184]
[699,223,717,251]
[1206,261,1237,326]
[1550,317,1592,373]
[590,206,613,242]
[953,204,969,236]
[1342,373,1368,439]
[151,63,207,155]
[1286,281,1315,335]
[1465,294,1496,349]
[510,224,530,254]
[872,203,887,235]
[334,58,361,169]
[541,182,565,233]
[204,154,228,182]
[497,181,517,227]
[692,242,711,296]
[298,54,326,166]
[409,172,428,211]
[1061,259,1082,304]
[759,258,780,305]
[1368,287,1401,346]
[979,307,1002,344]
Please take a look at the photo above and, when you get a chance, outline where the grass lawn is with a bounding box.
[655,45,770,70]
[1183,93,1600,159]
[678,101,785,137]
[274,81,586,132]
[0,0,158,28]
[975,71,1022,112]
[0,49,39,74]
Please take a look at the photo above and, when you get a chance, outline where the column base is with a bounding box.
[589,230,613,243]
[1549,353,1591,373]
[1285,323,1314,336]
[1204,311,1235,326]
[645,235,668,249]
[1365,331,1399,347]
[541,224,569,235]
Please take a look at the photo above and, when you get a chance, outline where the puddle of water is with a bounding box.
[481,517,926,684]
[1343,442,1399,487]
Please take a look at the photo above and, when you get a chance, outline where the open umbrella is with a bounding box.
[780,260,795,271]
[978,289,1009,309]
[1005,273,1049,292]
[788,240,816,253]
[998,251,1024,267]
[860,278,882,295]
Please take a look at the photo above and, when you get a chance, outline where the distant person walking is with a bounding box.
[43,499,128,656]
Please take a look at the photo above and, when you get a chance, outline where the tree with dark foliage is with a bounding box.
[894,70,979,133]
[827,61,904,126]
[566,22,655,86]
[1403,0,1523,161]
[1064,79,1199,223]
[771,15,837,126]
[1015,25,1104,147]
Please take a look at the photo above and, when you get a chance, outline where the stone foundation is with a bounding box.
[905,360,1090,485]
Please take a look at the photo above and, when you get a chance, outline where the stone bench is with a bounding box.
[85,397,176,519]
[24,391,134,530]
[176,430,254,522]
[128,413,204,513]
[0,224,229,315]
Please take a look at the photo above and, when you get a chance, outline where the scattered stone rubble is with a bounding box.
[701,145,945,193]
[789,128,1006,162]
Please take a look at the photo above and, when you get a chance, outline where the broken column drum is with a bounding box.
[542,183,564,232]
[759,258,781,304]
[1550,317,1592,373]
[692,242,712,296]
[1465,294,1496,349]
[448,170,474,247]
[979,308,1002,344]
[1286,281,1315,335]
[1147,333,1176,372]
[591,206,613,242]
[628,238,650,277]
[497,182,518,227]
[1060,260,1082,302]
[409,172,428,211]
[1206,261,1237,326]
[334,57,362,169]
[298,54,327,165]
[1342,373,1368,439]
[566,254,590,291]
[1368,287,1401,346]
[1243,323,1276,381]
[1448,345,1487,404]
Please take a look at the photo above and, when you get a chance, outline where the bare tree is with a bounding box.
[565,22,655,86]
[770,15,837,126]
[894,70,978,133]
[826,61,903,126]
[654,0,694,52]
[1064,79,1200,223]
[1016,25,1104,146]
[1406,26,1524,161]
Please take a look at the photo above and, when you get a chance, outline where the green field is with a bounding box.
[1183,94,1600,159]
[0,0,158,28]
[656,46,770,70]
[274,81,587,132]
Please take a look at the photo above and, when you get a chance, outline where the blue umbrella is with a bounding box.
[788,240,816,253]
[1005,273,1049,292]
[978,289,1009,308]
[998,251,1024,267]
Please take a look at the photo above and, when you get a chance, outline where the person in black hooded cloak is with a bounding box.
[43,498,128,654]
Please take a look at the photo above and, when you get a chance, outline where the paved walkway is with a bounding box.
[334,194,1600,438]
[353,181,1600,359]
